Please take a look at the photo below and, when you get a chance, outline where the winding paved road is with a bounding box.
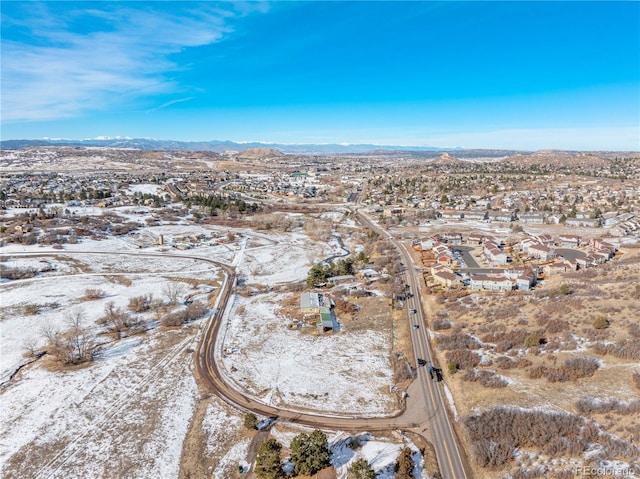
[7,228,470,477]
[192,213,470,478]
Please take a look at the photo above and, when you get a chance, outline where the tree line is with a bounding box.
[306,252,368,288]
[248,417,416,478]
[187,193,259,216]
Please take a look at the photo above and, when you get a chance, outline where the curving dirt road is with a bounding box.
[8,238,470,477]
[193,215,471,479]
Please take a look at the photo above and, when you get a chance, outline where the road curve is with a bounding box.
[192,213,470,478]
[6,241,469,477]
[193,259,427,432]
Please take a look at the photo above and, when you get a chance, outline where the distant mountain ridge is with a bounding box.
[0,137,461,155]
[3,138,632,157]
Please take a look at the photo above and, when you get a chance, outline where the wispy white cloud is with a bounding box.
[145,97,195,114]
[1,3,267,122]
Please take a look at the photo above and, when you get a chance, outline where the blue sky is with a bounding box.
[1,1,639,150]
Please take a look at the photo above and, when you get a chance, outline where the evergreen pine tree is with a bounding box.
[255,438,283,479]
[347,458,376,479]
[290,430,331,476]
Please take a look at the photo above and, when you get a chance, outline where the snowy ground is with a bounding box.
[1,215,400,476]
[1,252,220,383]
[331,432,427,479]
[239,230,322,285]
[206,214,397,416]
[201,400,251,477]
[270,426,428,479]
[0,234,238,478]
[0,328,199,478]
[221,292,396,415]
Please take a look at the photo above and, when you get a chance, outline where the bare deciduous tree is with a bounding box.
[128,294,153,312]
[40,322,60,344]
[163,283,186,305]
[42,308,100,365]
[22,337,40,358]
[98,301,143,335]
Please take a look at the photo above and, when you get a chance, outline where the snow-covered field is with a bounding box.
[1,328,200,478]
[1,216,400,476]
[201,400,251,477]
[1,252,220,383]
[0,234,234,477]
[221,292,396,415]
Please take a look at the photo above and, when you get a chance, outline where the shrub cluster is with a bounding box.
[1,266,38,280]
[523,332,541,348]
[445,349,481,370]
[629,323,640,338]
[161,301,208,327]
[128,294,154,312]
[23,303,41,315]
[432,318,453,330]
[481,328,536,353]
[98,302,144,335]
[494,356,516,369]
[574,397,640,415]
[461,369,509,388]
[546,319,569,334]
[592,315,610,330]
[528,356,599,382]
[508,468,547,479]
[84,289,105,300]
[591,340,640,360]
[464,407,598,468]
[437,331,480,350]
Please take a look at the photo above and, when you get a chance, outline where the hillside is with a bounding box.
[236,147,285,159]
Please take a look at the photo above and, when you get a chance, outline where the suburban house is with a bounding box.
[517,213,545,224]
[576,256,593,269]
[488,211,515,222]
[515,270,537,290]
[441,232,463,245]
[483,241,508,265]
[559,234,581,248]
[528,243,556,262]
[433,243,455,265]
[467,233,484,244]
[591,239,617,258]
[533,234,555,247]
[432,268,462,288]
[519,237,538,253]
[420,235,440,250]
[544,261,571,277]
[470,274,514,291]
[504,266,538,290]
[585,253,607,266]
[565,218,600,228]
[459,210,489,221]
